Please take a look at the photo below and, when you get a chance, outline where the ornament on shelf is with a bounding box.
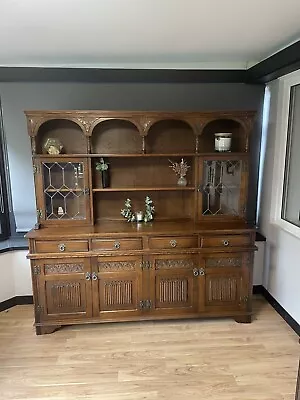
[57,206,64,216]
[95,157,110,188]
[144,196,155,223]
[169,158,190,186]
[43,138,63,155]
[120,197,155,223]
[121,199,136,222]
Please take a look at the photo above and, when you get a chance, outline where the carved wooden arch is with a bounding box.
[27,116,85,137]
[141,117,197,136]
[198,114,254,152]
[199,115,253,134]
[89,117,141,136]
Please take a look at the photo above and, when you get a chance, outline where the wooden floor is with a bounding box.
[0,296,299,400]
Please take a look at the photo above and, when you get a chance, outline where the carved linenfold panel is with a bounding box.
[155,259,195,270]
[45,263,84,274]
[158,278,188,304]
[98,261,136,272]
[207,277,238,302]
[46,281,85,314]
[103,280,133,306]
[205,258,242,268]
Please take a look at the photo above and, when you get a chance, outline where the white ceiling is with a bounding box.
[1,0,300,69]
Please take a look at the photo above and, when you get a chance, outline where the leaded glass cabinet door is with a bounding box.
[35,158,91,225]
[197,156,248,220]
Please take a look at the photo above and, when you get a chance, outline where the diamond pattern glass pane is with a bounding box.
[42,162,86,220]
[202,160,242,216]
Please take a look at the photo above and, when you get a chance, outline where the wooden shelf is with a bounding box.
[93,186,195,192]
[33,152,248,158]
[90,153,196,158]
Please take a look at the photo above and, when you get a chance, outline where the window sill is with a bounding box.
[0,237,28,254]
[273,219,300,240]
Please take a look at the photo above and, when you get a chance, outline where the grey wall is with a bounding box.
[0,82,264,231]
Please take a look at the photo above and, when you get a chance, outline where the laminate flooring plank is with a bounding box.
[0,296,298,400]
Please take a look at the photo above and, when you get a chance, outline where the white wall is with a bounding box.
[260,77,300,324]
[0,251,32,301]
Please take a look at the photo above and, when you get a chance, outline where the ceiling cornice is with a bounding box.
[247,40,300,83]
[0,40,299,84]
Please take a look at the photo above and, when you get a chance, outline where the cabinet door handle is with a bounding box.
[223,240,229,246]
[170,240,177,248]
[58,243,66,252]
[114,241,121,249]
[91,272,98,281]
[85,272,91,281]
[193,268,199,277]
[199,268,205,276]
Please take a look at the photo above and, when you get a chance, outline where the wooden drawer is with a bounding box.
[149,236,198,249]
[201,235,251,248]
[91,238,142,251]
[35,240,89,253]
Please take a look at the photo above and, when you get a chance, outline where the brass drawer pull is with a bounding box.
[170,240,177,248]
[58,243,66,252]
[91,272,98,281]
[223,240,229,247]
[114,241,121,249]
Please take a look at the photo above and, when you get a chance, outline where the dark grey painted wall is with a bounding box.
[0,82,264,231]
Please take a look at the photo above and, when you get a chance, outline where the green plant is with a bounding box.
[95,157,109,172]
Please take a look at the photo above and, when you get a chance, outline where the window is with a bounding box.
[0,104,10,241]
[282,84,300,228]
[270,70,300,238]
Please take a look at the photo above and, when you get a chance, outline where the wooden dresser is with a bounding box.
[25,110,257,334]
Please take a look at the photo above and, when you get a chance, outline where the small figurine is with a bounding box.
[57,206,64,216]
[44,138,63,155]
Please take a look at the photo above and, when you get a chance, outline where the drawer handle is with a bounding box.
[223,240,229,247]
[58,243,66,252]
[170,240,177,248]
[92,272,98,281]
[199,268,205,276]
[85,272,91,281]
[114,241,121,249]
[193,268,199,277]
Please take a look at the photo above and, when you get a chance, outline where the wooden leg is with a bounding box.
[35,325,61,335]
[234,315,252,324]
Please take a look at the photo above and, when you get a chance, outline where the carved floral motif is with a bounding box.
[155,259,195,270]
[205,258,242,268]
[98,261,136,271]
[45,263,84,274]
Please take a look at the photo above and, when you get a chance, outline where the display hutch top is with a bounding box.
[25,109,255,235]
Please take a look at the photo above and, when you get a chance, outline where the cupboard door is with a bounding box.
[148,254,201,315]
[202,253,249,312]
[93,256,143,319]
[35,158,91,225]
[197,156,248,220]
[34,258,93,321]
